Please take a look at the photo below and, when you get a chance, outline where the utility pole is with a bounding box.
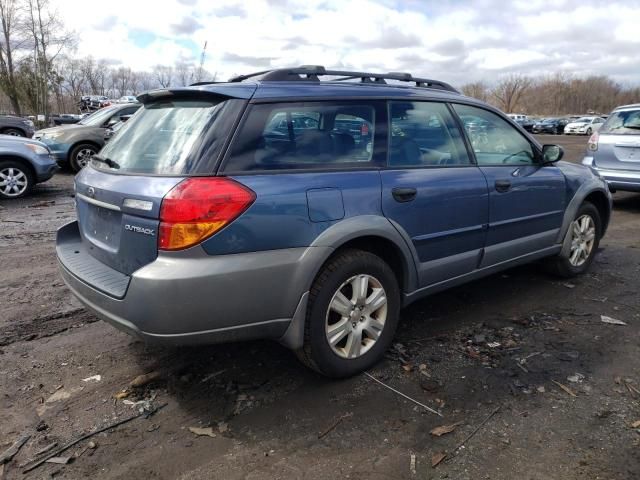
[197,41,207,82]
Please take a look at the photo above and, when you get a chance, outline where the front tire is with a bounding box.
[69,143,97,172]
[547,202,601,277]
[0,160,33,199]
[586,127,592,136]
[297,249,400,378]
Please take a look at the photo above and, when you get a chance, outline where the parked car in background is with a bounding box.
[52,114,81,126]
[532,118,569,134]
[116,96,138,104]
[583,103,640,192]
[0,135,58,199]
[34,103,141,172]
[564,116,605,135]
[0,115,35,137]
[57,66,611,378]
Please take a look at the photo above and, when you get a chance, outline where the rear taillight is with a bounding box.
[159,178,255,251]
[587,132,599,152]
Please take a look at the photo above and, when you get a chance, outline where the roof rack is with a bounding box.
[227,65,459,93]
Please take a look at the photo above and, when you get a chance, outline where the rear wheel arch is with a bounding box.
[328,236,410,294]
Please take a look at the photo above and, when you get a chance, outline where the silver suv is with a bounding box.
[583,104,640,192]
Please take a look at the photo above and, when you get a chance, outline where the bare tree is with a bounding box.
[24,0,76,117]
[491,74,533,113]
[135,70,156,92]
[174,61,195,87]
[461,81,489,102]
[153,64,172,88]
[0,0,23,114]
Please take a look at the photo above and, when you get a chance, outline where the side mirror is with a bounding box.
[542,144,564,164]
[105,118,119,128]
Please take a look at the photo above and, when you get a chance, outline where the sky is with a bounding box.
[56,0,640,86]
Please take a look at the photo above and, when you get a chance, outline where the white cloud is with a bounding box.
[53,0,640,85]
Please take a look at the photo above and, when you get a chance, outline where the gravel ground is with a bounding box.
[1,134,639,479]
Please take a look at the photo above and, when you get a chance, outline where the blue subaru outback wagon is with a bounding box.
[56,67,612,377]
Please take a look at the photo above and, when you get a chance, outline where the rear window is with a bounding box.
[95,98,244,175]
[600,109,640,135]
[223,102,378,173]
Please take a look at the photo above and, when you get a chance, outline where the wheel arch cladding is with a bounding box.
[584,190,611,235]
[330,236,409,293]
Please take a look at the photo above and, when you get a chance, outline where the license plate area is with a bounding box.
[84,203,122,251]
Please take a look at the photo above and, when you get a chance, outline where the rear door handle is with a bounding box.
[392,187,417,203]
[495,180,511,193]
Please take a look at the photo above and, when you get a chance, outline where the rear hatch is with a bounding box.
[593,107,640,171]
[72,87,252,276]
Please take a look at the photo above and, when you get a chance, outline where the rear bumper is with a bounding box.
[56,221,329,346]
[584,161,640,192]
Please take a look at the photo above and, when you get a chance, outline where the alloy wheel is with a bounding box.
[0,166,28,197]
[569,214,596,267]
[325,274,388,359]
[76,148,96,169]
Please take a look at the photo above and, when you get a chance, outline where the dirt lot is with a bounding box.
[1,134,639,479]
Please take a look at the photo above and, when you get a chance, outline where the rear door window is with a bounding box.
[95,98,245,175]
[600,109,640,135]
[223,102,383,173]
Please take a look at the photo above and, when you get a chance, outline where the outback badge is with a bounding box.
[124,224,155,236]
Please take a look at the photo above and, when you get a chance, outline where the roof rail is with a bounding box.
[227,66,459,93]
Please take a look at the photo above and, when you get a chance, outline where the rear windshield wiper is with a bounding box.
[92,154,120,169]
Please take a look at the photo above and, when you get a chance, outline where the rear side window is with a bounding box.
[389,101,471,167]
[96,98,244,175]
[223,102,379,173]
[600,109,640,135]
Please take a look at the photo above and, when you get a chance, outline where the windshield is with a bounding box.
[599,109,640,135]
[575,117,593,123]
[542,119,557,124]
[78,106,119,126]
[95,98,243,175]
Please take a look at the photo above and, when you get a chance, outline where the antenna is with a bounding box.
[197,41,208,82]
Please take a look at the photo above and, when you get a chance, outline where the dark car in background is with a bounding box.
[34,103,140,171]
[52,114,81,126]
[515,117,534,132]
[0,135,58,199]
[532,118,569,134]
[0,115,35,137]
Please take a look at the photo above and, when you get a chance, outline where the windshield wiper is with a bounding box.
[92,154,120,169]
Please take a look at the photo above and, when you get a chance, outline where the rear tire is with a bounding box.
[297,249,400,378]
[547,202,601,277]
[69,143,97,172]
[0,160,33,199]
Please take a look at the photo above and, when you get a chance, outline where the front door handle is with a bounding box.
[392,187,417,203]
[495,180,511,193]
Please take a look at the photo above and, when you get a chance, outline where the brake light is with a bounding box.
[159,178,255,251]
[587,132,599,152]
